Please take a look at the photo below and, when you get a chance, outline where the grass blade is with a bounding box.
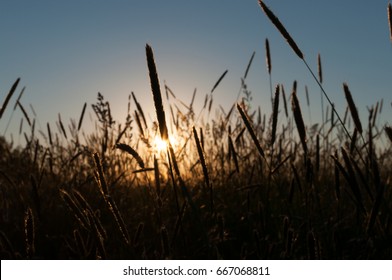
[211,70,228,94]
[237,103,266,160]
[343,83,362,134]
[77,102,87,131]
[291,89,307,156]
[0,78,20,119]
[115,143,145,169]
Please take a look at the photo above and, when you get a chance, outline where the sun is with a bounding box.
[152,135,178,153]
[153,135,167,153]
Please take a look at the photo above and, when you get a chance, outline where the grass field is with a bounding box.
[1,1,392,259]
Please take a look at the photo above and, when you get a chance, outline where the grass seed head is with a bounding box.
[265,38,272,74]
[317,53,323,84]
[258,1,304,59]
[291,89,307,155]
[146,44,168,141]
[343,83,362,134]
[0,78,20,119]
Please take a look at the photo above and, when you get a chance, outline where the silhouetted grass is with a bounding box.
[0,2,391,260]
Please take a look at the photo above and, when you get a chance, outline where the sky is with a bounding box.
[0,0,391,144]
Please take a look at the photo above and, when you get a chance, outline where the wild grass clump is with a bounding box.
[0,2,391,260]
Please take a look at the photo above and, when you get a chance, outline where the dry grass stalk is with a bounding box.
[317,53,323,84]
[133,222,144,246]
[77,102,87,131]
[193,127,214,212]
[115,143,145,169]
[203,94,209,109]
[0,231,15,258]
[305,86,312,124]
[305,86,310,107]
[30,175,41,219]
[171,202,187,246]
[265,39,271,74]
[343,83,362,134]
[0,78,20,119]
[200,127,204,149]
[58,113,67,139]
[146,44,168,141]
[330,103,336,129]
[193,126,210,189]
[169,105,176,129]
[258,0,355,146]
[237,103,266,160]
[333,150,340,200]
[291,162,302,193]
[258,1,303,59]
[228,135,239,173]
[350,128,358,154]
[372,103,379,128]
[349,151,373,201]
[367,181,384,235]
[134,110,144,137]
[29,104,37,118]
[165,83,176,99]
[72,190,107,240]
[342,105,348,126]
[46,122,53,146]
[93,153,109,197]
[73,229,87,257]
[244,52,256,80]
[93,153,130,245]
[368,120,374,164]
[318,53,325,134]
[115,122,130,144]
[340,148,365,212]
[281,85,288,118]
[291,90,307,155]
[189,88,197,110]
[208,96,213,113]
[154,155,161,197]
[271,155,291,175]
[235,127,246,144]
[13,85,25,110]
[132,92,147,128]
[87,210,107,259]
[17,101,31,127]
[270,85,280,146]
[316,134,320,171]
[24,207,35,259]
[60,189,90,229]
[385,125,392,143]
[211,70,228,94]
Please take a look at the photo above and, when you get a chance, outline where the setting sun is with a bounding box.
[153,135,167,152]
[152,134,178,153]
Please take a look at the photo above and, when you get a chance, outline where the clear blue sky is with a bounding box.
[1,0,391,143]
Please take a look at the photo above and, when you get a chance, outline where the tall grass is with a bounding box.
[0,2,391,260]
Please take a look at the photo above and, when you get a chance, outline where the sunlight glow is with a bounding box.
[153,135,178,153]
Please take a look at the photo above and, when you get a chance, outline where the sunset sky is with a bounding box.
[1,0,391,143]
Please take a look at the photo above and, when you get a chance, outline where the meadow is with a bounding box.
[0,1,392,259]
